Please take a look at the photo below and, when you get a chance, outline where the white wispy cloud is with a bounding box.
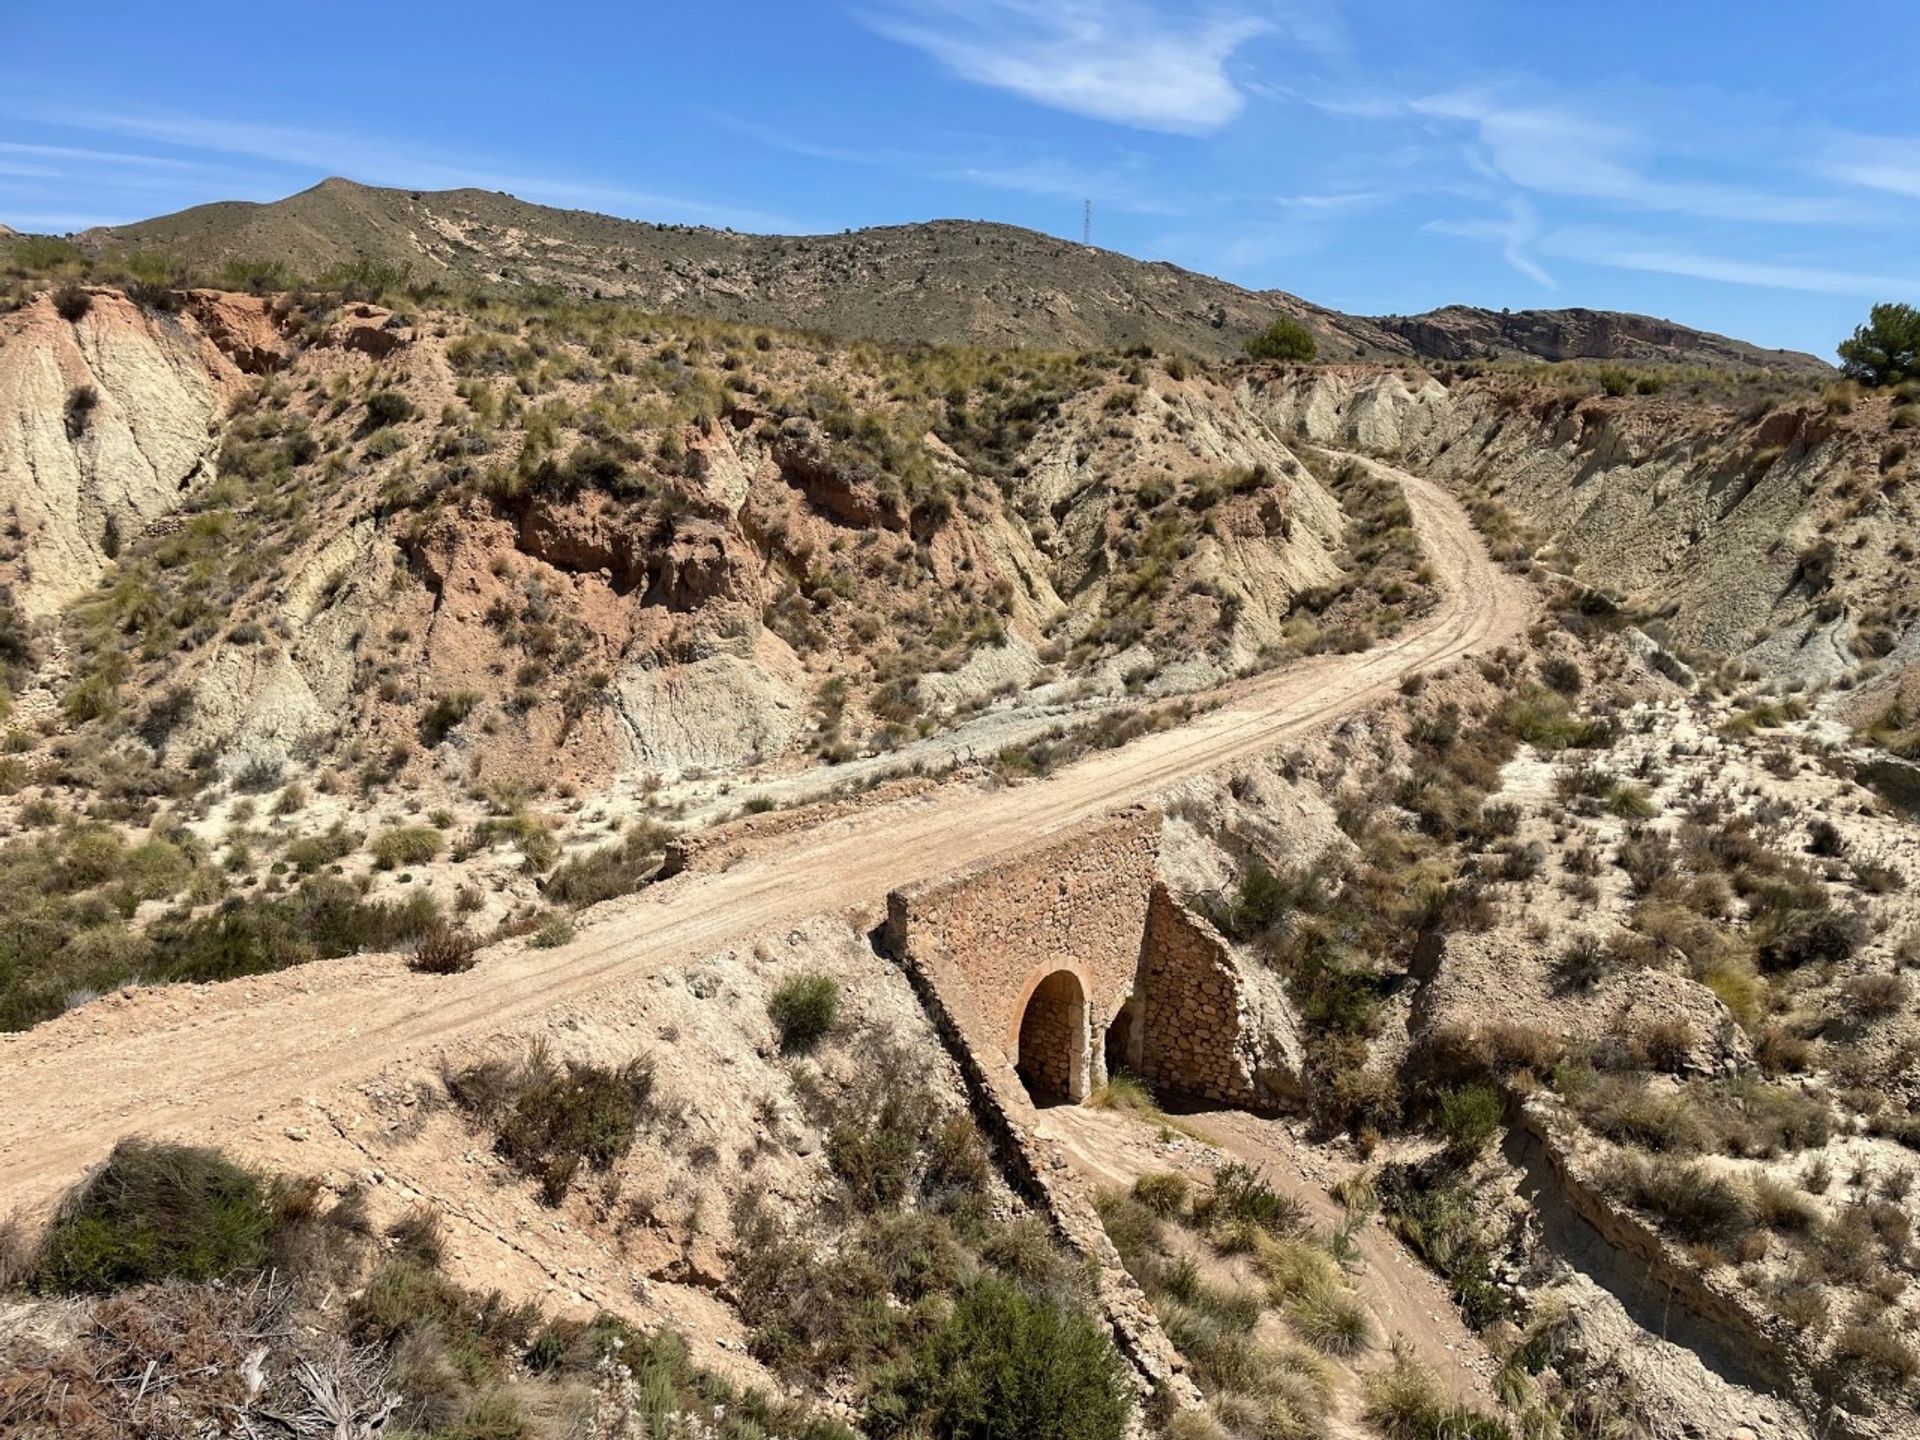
[1411,89,1859,226]
[1426,196,1555,288]
[0,139,206,171]
[1821,136,1920,198]
[1273,191,1394,214]
[709,110,1186,214]
[1543,229,1920,298]
[858,0,1271,134]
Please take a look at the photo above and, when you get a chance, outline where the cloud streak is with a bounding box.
[1543,229,1920,298]
[708,110,1186,214]
[859,1,1269,134]
[1427,197,1555,289]
[1411,89,1863,226]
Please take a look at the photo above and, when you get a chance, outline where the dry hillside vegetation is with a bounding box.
[0,267,1449,1030]
[1133,575,1920,1437]
[5,240,1920,1440]
[0,919,1145,1440]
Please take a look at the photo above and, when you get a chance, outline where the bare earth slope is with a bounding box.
[0,463,1530,1210]
[49,177,1828,370]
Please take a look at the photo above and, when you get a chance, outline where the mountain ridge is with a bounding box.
[33,175,1830,372]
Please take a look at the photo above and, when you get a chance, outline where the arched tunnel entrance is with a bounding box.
[1104,999,1140,1081]
[1015,968,1090,1103]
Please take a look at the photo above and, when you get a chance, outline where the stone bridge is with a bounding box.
[881,806,1290,1109]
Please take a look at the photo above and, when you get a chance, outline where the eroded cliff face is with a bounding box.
[0,289,259,616]
[22,283,1895,802]
[1249,366,1918,689]
[1,286,1373,798]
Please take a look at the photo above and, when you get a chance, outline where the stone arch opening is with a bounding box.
[1104,998,1141,1081]
[1015,968,1090,1103]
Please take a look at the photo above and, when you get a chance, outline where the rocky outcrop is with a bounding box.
[770,417,905,531]
[1367,305,1828,375]
[182,290,291,374]
[613,645,802,775]
[324,302,413,358]
[0,290,245,616]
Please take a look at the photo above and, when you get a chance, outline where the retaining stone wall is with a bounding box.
[1138,883,1260,1105]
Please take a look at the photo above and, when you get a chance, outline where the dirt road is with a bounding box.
[0,464,1532,1211]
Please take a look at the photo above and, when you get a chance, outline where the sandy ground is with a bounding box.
[0,464,1533,1215]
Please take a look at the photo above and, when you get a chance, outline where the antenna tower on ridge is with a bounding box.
[1083,198,1091,246]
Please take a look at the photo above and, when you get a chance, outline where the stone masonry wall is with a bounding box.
[1138,882,1260,1105]
[882,888,1204,1414]
[883,806,1161,1068]
[878,806,1302,1417]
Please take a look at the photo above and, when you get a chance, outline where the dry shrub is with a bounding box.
[0,1272,397,1439]
[1604,1153,1751,1250]
[1418,1019,1565,1086]
[1825,1321,1920,1396]
[409,922,479,974]
[1843,972,1909,1020]
[1637,1017,1696,1074]
[1755,1025,1815,1075]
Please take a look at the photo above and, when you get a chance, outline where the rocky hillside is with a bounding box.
[1252,364,1919,699]
[6,269,1920,1440]
[0,277,1454,1028]
[17,177,1828,371]
[1372,303,1824,373]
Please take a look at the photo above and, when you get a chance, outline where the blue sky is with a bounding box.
[5,1,1919,358]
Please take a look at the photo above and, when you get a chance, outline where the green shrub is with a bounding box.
[446,1045,655,1204]
[1131,1171,1191,1217]
[364,389,417,429]
[373,825,443,869]
[286,822,359,874]
[1378,1166,1503,1328]
[1539,655,1582,695]
[530,915,575,948]
[1244,317,1318,363]
[1365,1356,1511,1440]
[1,861,440,1033]
[53,285,92,322]
[64,383,100,439]
[32,1140,281,1293]
[768,971,840,1054]
[418,691,478,747]
[1195,1161,1305,1238]
[871,1274,1131,1440]
[541,821,673,907]
[1436,1084,1503,1156]
[1287,1284,1372,1356]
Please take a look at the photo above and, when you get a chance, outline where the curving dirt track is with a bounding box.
[0,463,1533,1212]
